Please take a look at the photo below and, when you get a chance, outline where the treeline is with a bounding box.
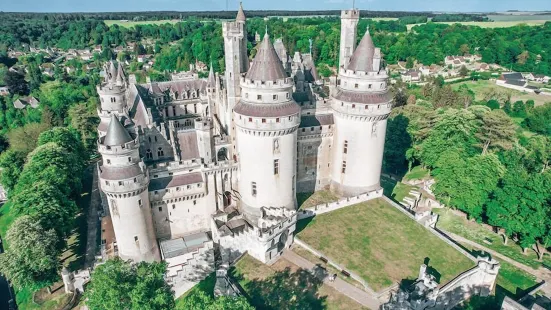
[385,77,551,257]
[0,10,436,21]
[431,14,489,22]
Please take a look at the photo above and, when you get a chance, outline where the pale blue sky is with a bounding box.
[1,0,550,13]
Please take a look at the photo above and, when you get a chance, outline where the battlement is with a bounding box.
[240,76,294,88]
[98,137,139,154]
[341,9,360,19]
[222,21,245,37]
[194,117,212,131]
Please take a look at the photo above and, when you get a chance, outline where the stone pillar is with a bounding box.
[61,267,75,294]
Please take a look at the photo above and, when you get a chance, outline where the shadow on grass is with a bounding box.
[296,192,314,210]
[229,266,327,310]
[295,216,315,235]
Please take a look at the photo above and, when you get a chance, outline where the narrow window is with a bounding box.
[252,182,257,197]
[248,117,253,122]
[344,141,348,154]
[157,147,164,157]
[193,200,197,205]
[368,84,372,89]
[352,104,355,108]
[134,236,139,242]
[128,157,132,162]
[138,199,142,207]
[257,95,262,100]
[105,181,110,185]
[158,207,162,212]
[276,118,280,123]
[172,204,175,209]
[286,93,290,99]
[342,161,347,174]
[118,181,123,186]
[273,94,278,101]
[107,159,111,164]
[274,159,279,175]
[262,118,266,123]
[354,83,358,89]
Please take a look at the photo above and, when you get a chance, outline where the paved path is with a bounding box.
[442,229,551,295]
[282,250,381,310]
[84,164,101,268]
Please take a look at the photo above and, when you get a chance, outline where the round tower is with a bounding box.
[331,29,393,197]
[97,61,127,113]
[98,114,160,262]
[234,33,300,221]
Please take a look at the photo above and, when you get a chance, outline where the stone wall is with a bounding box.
[297,188,383,220]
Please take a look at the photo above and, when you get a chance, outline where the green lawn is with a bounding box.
[175,273,216,306]
[230,255,366,310]
[381,176,417,203]
[297,198,474,291]
[297,190,339,210]
[403,166,429,182]
[434,208,551,269]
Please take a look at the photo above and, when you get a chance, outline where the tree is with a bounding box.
[0,216,60,291]
[486,99,500,110]
[6,122,50,154]
[68,100,99,152]
[38,127,87,168]
[86,259,175,310]
[177,291,253,310]
[4,70,28,95]
[406,94,416,106]
[511,100,526,117]
[0,149,26,193]
[475,109,517,154]
[384,113,412,174]
[459,65,469,77]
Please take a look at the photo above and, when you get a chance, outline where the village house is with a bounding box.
[524,73,550,84]
[402,69,421,83]
[13,96,40,109]
[0,86,9,96]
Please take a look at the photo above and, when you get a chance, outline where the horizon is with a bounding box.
[1,0,551,14]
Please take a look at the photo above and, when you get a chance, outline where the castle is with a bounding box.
[96,4,392,294]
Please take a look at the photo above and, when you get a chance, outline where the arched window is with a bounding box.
[158,147,164,157]
[146,149,153,159]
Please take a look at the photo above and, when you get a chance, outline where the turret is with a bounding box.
[97,61,127,113]
[98,114,160,262]
[222,2,249,138]
[339,9,360,69]
[233,33,300,221]
[330,29,393,197]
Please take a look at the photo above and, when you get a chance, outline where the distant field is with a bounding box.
[488,14,551,21]
[408,18,550,31]
[451,80,551,107]
[104,20,182,27]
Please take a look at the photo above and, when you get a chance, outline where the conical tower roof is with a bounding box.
[104,114,132,146]
[347,29,376,72]
[245,33,287,82]
[208,64,216,86]
[109,61,117,82]
[236,2,246,22]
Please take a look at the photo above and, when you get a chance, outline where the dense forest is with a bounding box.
[385,76,551,258]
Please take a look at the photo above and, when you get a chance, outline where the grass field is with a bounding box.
[296,198,474,291]
[451,80,551,107]
[403,166,430,182]
[104,20,182,27]
[297,190,339,210]
[380,176,416,203]
[230,254,366,310]
[434,208,551,269]
[408,19,550,31]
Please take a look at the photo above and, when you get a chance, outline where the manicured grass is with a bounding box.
[297,190,339,210]
[0,202,16,244]
[16,284,71,310]
[434,208,551,269]
[231,255,366,310]
[496,261,539,298]
[175,273,216,306]
[297,198,474,291]
[403,166,429,182]
[380,176,416,202]
[451,80,551,107]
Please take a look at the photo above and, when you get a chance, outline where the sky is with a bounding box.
[1,0,551,13]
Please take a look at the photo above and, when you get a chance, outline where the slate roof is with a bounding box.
[333,89,392,105]
[103,114,133,146]
[100,164,143,180]
[236,3,246,22]
[505,79,526,87]
[246,34,287,82]
[347,29,376,72]
[299,114,334,128]
[177,131,200,160]
[149,172,203,191]
[159,232,210,259]
[502,72,524,81]
[233,101,300,117]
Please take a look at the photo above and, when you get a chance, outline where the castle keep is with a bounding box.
[96,4,392,294]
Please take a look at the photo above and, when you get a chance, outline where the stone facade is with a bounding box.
[95,5,392,295]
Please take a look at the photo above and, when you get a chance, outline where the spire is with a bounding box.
[346,28,376,72]
[245,33,287,82]
[236,2,246,22]
[104,114,132,146]
[109,61,117,83]
[208,64,216,86]
[116,62,125,86]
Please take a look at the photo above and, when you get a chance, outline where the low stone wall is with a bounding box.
[294,238,377,295]
[297,188,383,220]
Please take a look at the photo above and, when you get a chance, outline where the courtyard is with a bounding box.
[296,198,475,291]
